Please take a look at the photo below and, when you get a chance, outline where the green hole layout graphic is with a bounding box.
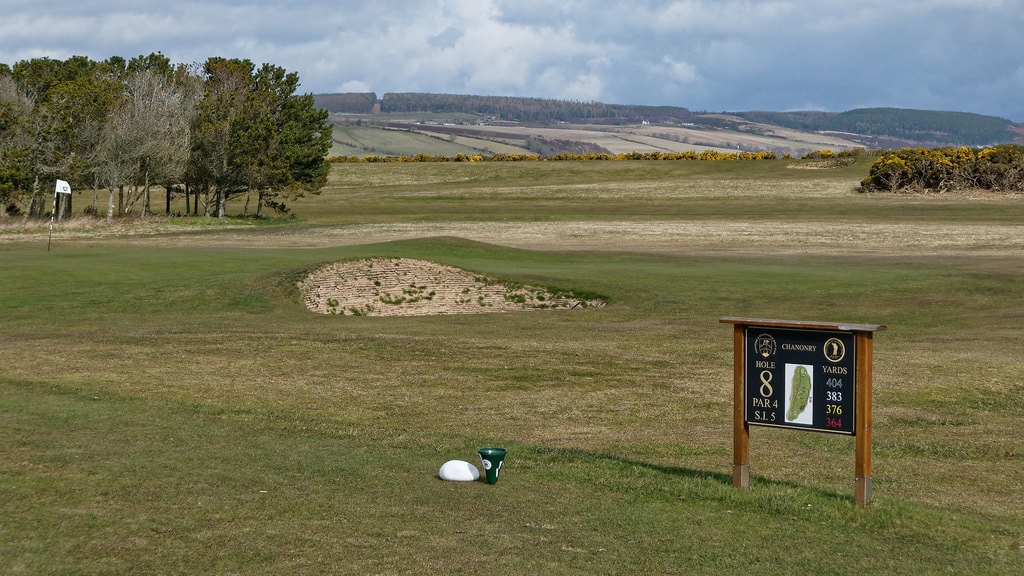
[786,364,813,422]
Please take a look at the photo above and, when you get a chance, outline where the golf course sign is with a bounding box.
[721,317,886,505]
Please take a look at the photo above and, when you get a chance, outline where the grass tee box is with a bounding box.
[721,318,885,505]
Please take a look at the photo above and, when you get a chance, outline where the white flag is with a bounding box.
[55,179,71,195]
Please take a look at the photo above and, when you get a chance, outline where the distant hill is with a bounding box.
[376,93,697,125]
[733,108,1019,148]
[313,92,1023,157]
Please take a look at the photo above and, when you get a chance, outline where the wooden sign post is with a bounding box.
[720,318,885,505]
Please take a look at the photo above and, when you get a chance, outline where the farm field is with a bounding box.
[326,114,866,158]
[2,157,1023,574]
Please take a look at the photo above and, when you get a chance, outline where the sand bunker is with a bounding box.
[299,258,604,316]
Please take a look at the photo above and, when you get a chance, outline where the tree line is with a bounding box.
[314,92,698,125]
[1,53,332,221]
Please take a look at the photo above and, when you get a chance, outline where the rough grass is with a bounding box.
[2,159,1023,574]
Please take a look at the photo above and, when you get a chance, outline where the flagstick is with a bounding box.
[47,191,57,252]
[49,180,72,251]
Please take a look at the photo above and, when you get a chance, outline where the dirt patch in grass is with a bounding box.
[298,257,604,316]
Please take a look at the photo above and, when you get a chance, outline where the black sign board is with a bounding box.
[744,327,856,434]
[723,317,885,505]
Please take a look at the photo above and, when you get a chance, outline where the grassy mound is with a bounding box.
[299,257,605,316]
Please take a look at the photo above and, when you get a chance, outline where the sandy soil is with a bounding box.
[298,257,604,316]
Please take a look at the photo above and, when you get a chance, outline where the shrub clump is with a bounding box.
[860,145,1024,193]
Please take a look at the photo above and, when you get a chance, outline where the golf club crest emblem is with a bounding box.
[754,333,777,358]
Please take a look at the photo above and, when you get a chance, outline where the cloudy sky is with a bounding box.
[3,0,1023,121]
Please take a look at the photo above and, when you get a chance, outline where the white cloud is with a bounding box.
[660,56,698,84]
[536,64,607,102]
[650,0,795,34]
[338,80,372,93]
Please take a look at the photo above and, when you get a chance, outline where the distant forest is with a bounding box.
[314,92,697,124]
[736,108,1017,147]
[314,93,1021,147]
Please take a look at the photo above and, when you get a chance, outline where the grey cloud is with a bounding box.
[1,0,1021,121]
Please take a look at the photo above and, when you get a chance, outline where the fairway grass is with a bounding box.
[2,159,1023,574]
